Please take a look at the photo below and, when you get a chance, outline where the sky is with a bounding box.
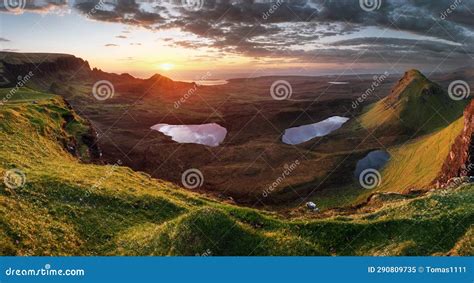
[0,0,473,80]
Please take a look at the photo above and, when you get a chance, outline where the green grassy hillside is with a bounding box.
[0,88,472,256]
[377,117,464,193]
[360,70,466,135]
[342,116,465,206]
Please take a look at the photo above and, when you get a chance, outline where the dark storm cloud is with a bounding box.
[74,0,166,27]
[332,37,472,53]
[290,41,470,65]
[0,0,67,13]
[159,0,473,43]
[3,0,474,66]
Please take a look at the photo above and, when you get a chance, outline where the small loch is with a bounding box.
[354,150,391,178]
[151,123,227,147]
[282,116,350,145]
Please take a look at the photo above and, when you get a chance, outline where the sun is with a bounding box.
[159,63,175,71]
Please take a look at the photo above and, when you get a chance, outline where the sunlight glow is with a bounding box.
[159,63,175,71]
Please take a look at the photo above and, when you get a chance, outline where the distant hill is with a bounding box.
[360,69,467,135]
[0,51,192,98]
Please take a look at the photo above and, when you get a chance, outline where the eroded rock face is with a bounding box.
[0,54,91,85]
[435,100,474,187]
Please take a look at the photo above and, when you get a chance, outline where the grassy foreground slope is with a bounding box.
[0,88,472,256]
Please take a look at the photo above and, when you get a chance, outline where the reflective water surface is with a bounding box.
[354,150,391,178]
[151,123,227,147]
[282,116,350,145]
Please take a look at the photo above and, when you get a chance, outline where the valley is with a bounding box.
[0,52,473,256]
[0,87,472,256]
[2,53,472,208]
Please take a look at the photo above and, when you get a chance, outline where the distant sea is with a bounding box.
[182,80,229,86]
[328,81,350,85]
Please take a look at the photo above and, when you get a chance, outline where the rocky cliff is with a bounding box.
[0,52,91,88]
[435,100,474,186]
[0,52,195,96]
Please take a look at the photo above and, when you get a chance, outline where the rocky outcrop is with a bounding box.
[61,98,102,163]
[0,52,191,95]
[0,53,91,87]
[435,100,474,187]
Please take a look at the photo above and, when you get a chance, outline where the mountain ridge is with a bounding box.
[0,51,188,91]
[360,69,467,135]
